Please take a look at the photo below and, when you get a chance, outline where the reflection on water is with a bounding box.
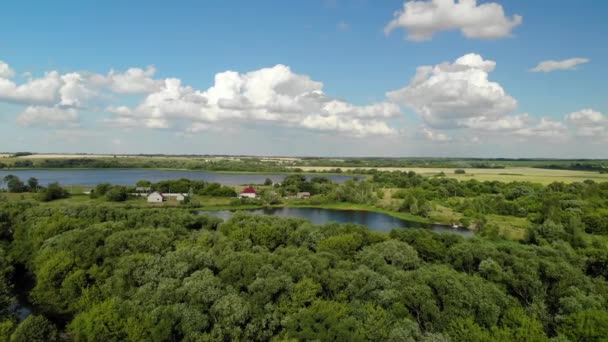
[202,207,474,237]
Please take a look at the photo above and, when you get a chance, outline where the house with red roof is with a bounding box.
[239,187,258,198]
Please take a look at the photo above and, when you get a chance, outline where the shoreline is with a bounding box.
[197,202,465,228]
[0,167,362,177]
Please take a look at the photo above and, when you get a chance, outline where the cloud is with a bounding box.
[106,64,400,137]
[103,66,162,94]
[462,114,529,131]
[0,71,62,105]
[0,61,15,79]
[59,72,97,107]
[566,109,607,137]
[16,106,79,127]
[514,117,567,138]
[388,53,517,127]
[530,58,590,73]
[421,128,451,142]
[0,60,169,126]
[385,0,522,41]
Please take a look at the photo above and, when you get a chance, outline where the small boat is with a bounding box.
[451,224,459,229]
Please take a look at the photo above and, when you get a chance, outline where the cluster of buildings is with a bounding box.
[146,191,188,203]
[142,186,313,203]
[238,187,311,199]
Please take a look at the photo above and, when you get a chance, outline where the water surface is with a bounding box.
[202,207,474,237]
[0,169,352,186]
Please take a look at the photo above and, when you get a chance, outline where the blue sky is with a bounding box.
[0,0,607,157]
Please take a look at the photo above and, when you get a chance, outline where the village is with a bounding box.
[142,186,311,203]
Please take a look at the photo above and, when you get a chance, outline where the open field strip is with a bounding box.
[290,166,608,184]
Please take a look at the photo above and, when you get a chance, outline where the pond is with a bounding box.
[201,207,474,237]
[0,169,352,186]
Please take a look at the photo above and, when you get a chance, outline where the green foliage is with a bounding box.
[0,192,608,340]
[2,176,26,193]
[9,315,57,342]
[26,178,38,192]
[36,183,69,202]
[105,186,129,202]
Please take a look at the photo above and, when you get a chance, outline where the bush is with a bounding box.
[105,186,129,202]
[454,169,466,174]
[37,183,69,202]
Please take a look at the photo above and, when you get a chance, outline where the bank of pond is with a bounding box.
[201,207,474,237]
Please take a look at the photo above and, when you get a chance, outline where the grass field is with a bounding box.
[291,166,608,184]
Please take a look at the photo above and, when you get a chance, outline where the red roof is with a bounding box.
[241,187,257,194]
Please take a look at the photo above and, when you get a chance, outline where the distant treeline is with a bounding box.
[4,158,294,173]
[534,163,608,173]
[3,156,608,172]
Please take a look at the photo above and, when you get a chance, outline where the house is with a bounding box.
[136,187,151,193]
[239,187,257,198]
[297,192,311,199]
[162,193,189,201]
[147,191,165,203]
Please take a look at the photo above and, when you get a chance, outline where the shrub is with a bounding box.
[37,183,69,202]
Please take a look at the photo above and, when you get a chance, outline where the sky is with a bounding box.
[0,0,607,157]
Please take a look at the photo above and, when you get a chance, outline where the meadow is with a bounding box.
[293,166,608,184]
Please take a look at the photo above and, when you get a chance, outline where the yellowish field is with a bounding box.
[0,154,10,158]
[15,154,162,159]
[294,166,608,184]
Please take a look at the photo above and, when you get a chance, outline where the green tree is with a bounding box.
[9,315,58,342]
[105,186,129,202]
[135,180,151,187]
[27,178,39,192]
[36,183,69,202]
[3,176,25,193]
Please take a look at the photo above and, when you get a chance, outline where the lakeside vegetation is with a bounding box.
[2,168,608,339]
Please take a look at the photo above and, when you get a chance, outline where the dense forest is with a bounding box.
[1,198,608,340]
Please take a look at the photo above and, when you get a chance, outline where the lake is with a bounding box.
[202,207,474,237]
[0,169,352,186]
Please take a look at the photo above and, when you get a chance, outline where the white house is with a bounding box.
[297,192,311,199]
[147,192,165,203]
[239,187,257,198]
[162,193,189,201]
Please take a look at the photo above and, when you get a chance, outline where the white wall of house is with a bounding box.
[239,193,257,198]
[147,192,164,203]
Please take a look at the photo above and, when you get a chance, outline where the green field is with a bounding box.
[293,166,608,184]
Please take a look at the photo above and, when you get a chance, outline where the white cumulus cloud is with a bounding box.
[385,0,522,41]
[530,58,590,73]
[514,117,567,138]
[0,61,15,79]
[566,109,606,137]
[0,71,63,105]
[421,127,451,142]
[16,106,79,127]
[104,66,162,94]
[387,53,517,127]
[105,64,400,137]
